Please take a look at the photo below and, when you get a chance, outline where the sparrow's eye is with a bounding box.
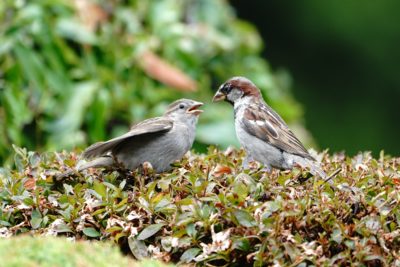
[179,104,185,109]
[222,83,232,94]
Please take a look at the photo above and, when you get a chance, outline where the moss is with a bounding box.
[0,236,170,267]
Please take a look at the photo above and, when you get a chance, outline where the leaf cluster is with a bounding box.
[1,146,399,266]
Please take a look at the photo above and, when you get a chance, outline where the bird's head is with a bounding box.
[212,76,261,105]
[164,98,203,123]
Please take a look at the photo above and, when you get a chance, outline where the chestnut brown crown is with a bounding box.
[213,76,261,103]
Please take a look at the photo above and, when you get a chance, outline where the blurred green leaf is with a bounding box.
[180,248,201,263]
[56,18,97,44]
[331,227,343,244]
[82,227,101,238]
[30,209,42,229]
[233,209,256,227]
[137,223,165,240]
[128,237,148,260]
[0,0,309,163]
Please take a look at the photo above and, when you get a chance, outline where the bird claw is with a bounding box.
[242,156,268,172]
[242,155,256,170]
[260,166,271,173]
[141,161,154,176]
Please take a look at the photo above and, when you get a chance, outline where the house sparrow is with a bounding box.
[213,76,326,178]
[75,99,203,174]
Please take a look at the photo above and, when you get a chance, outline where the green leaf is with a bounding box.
[82,227,101,238]
[93,181,107,198]
[137,223,165,240]
[48,81,99,148]
[0,221,11,227]
[52,221,72,233]
[23,197,34,206]
[233,209,256,227]
[13,45,46,91]
[154,198,172,212]
[30,209,42,229]
[233,182,249,200]
[233,238,251,251]
[56,18,97,44]
[180,248,201,263]
[128,237,148,260]
[331,227,343,244]
[103,182,117,192]
[186,223,197,238]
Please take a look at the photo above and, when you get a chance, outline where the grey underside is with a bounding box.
[237,124,291,169]
[113,131,190,172]
[236,121,326,177]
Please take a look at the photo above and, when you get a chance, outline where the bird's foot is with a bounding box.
[242,156,258,170]
[260,165,271,173]
[141,161,154,176]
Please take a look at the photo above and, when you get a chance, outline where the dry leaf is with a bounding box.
[24,178,36,190]
[139,51,197,92]
[212,164,232,177]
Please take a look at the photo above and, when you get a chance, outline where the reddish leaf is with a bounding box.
[212,164,232,177]
[24,178,36,190]
[139,51,197,92]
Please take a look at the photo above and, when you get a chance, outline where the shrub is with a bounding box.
[1,146,399,265]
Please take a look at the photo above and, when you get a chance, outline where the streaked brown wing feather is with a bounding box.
[242,104,314,160]
[82,117,173,159]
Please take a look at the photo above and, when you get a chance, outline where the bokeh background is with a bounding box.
[231,0,400,156]
[1,0,399,165]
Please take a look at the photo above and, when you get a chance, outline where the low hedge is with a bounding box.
[0,146,399,266]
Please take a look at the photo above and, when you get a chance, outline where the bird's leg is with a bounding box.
[242,154,252,170]
[141,161,154,176]
[242,154,261,170]
[260,165,271,173]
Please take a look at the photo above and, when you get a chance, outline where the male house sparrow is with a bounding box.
[213,77,326,177]
[75,99,203,174]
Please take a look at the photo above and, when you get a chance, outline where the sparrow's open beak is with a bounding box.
[212,91,226,102]
[187,101,204,116]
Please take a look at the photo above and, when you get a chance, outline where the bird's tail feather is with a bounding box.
[294,156,329,180]
[55,156,114,181]
[293,156,342,186]
[82,142,113,159]
[76,156,114,171]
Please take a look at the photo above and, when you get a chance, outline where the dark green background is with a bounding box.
[231,0,400,156]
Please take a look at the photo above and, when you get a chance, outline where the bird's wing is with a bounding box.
[82,117,173,159]
[240,103,314,160]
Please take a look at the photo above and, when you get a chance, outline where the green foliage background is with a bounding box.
[231,0,400,156]
[0,0,306,165]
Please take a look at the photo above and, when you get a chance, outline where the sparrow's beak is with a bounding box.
[212,91,226,102]
[187,101,204,116]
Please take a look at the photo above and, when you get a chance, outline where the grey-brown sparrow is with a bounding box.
[213,76,326,178]
[76,99,203,173]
